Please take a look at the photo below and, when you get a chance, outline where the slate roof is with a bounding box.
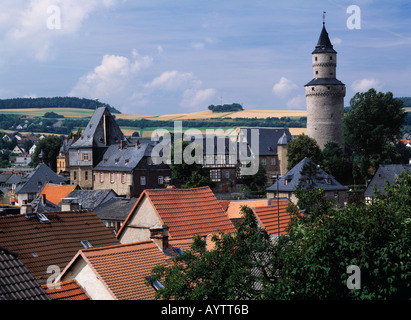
[266,157,348,193]
[238,128,292,156]
[42,280,90,300]
[364,164,411,198]
[70,107,126,148]
[65,189,117,210]
[94,142,149,172]
[0,246,50,300]
[94,197,139,222]
[118,186,236,240]
[304,78,345,87]
[312,24,337,54]
[60,240,192,300]
[14,163,66,195]
[0,211,120,284]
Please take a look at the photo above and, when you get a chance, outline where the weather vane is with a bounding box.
[323,11,326,25]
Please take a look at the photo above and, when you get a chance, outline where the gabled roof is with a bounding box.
[0,211,120,284]
[0,246,50,300]
[364,164,411,198]
[59,241,185,300]
[65,189,117,210]
[118,186,236,240]
[252,199,293,235]
[14,163,66,195]
[39,183,78,205]
[312,24,337,54]
[42,280,89,300]
[70,107,126,148]
[225,199,268,220]
[266,157,348,193]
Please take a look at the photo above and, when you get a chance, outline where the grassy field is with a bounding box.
[0,108,95,118]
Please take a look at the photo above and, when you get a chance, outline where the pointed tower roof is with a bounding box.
[312,23,337,54]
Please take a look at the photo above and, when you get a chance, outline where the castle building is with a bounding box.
[305,21,346,149]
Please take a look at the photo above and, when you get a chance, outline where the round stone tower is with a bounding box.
[305,22,346,149]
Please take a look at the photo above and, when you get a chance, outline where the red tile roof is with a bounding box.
[39,184,78,205]
[119,187,236,240]
[225,199,268,219]
[42,280,89,300]
[65,241,173,300]
[252,199,294,235]
[0,210,120,284]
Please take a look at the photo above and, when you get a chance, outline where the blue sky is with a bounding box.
[0,0,410,115]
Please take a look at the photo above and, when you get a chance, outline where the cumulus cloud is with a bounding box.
[69,51,153,107]
[0,0,118,61]
[272,77,298,97]
[69,50,215,113]
[351,78,382,92]
[286,95,306,110]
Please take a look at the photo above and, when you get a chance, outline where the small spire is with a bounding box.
[323,11,326,25]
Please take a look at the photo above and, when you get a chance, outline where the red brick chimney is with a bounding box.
[150,225,169,251]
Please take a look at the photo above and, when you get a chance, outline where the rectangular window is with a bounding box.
[261,158,267,166]
[110,172,115,184]
[99,172,104,183]
[140,176,146,186]
[85,171,88,181]
[121,173,127,184]
[210,170,221,182]
[225,170,230,179]
[271,158,276,166]
[158,176,164,185]
[73,171,77,181]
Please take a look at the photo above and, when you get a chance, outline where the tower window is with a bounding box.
[315,56,318,61]
[312,87,315,91]
[330,56,333,60]
[315,71,319,75]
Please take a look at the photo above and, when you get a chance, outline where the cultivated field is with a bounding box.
[115,109,307,121]
[0,108,95,118]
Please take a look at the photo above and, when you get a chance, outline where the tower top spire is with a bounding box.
[312,16,337,54]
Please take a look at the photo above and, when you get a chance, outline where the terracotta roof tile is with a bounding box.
[39,184,78,205]
[42,280,89,300]
[78,241,171,300]
[0,211,120,284]
[225,199,268,219]
[252,199,294,235]
[121,187,236,240]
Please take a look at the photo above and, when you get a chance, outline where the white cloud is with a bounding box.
[351,78,382,92]
[0,0,118,61]
[272,77,298,97]
[145,70,196,91]
[332,37,343,45]
[69,51,153,106]
[286,95,306,110]
[181,88,216,110]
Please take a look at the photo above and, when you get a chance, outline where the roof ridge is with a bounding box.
[81,240,155,254]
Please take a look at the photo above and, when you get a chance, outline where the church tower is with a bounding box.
[305,20,346,149]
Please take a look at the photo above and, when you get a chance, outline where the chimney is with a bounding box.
[150,225,169,251]
[120,140,126,150]
[41,194,46,205]
[61,198,80,212]
[135,140,140,149]
[21,200,35,218]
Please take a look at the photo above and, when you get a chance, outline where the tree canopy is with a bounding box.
[343,89,407,183]
[286,134,323,170]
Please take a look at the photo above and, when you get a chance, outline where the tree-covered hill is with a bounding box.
[0,97,121,114]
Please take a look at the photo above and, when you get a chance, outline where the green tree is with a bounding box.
[275,170,411,299]
[32,135,63,171]
[322,141,352,185]
[343,89,407,184]
[149,206,277,300]
[241,163,267,191]
[286,134,323,170]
